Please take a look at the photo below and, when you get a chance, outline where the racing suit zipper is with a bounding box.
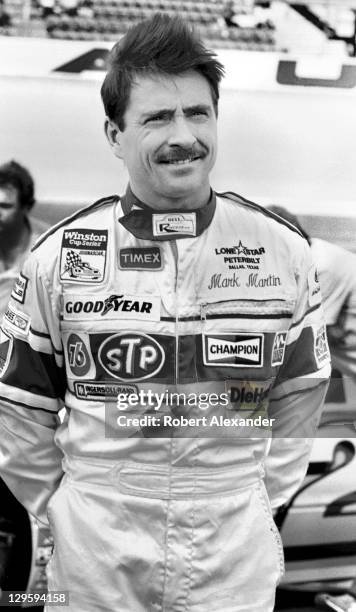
[200,299,294,318]
[170,241,179,385]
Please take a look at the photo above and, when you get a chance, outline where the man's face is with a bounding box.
[107,70,218,209]
[0,185,26,235]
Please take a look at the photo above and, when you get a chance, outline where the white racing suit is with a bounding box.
[0,190,330,611]
[310,237,356,379]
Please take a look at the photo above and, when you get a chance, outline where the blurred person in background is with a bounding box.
[0,0,11,32]
[0,161,47,600]
[269,206,356,612]
[268,205,356,381]
[0,160,44,319]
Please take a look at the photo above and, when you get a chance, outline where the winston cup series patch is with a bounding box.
[60,229,108,283]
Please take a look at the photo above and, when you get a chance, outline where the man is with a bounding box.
[0,160,42,319]
[267,206,356,612]
[0,15,330,612]
[0,161,48,598]
[267,205,356,380]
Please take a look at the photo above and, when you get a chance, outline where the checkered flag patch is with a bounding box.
[65,250,82,270]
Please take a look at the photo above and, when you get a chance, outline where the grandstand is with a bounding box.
[1,0,277,50]
[1,0,356,55]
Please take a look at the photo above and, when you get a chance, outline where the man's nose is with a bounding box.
[167,116,196,148]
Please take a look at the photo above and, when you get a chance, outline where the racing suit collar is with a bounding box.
[119,185,216,241]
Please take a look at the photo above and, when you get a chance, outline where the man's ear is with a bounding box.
[104,118,123,159]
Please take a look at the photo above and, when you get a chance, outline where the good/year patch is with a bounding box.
[63,294,161,321]
[60,228,108,283]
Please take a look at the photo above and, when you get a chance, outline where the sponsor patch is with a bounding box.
[203,333,264,367]
[11,272,29,304]
[66,332,94,378]
[98,332,165,381]
[63,294,160,321]
[207,272,281,290]
[4,306,30,335]
[0,328,13,377]
[153,213,196,237]
[308,265,321,307]
[225,379,273,412]
[118,247,162,270]
[313,324,330,368]
[214,240,266,271]
[271,331,287,366]
[74,381,138,401]
[60,228,108,283]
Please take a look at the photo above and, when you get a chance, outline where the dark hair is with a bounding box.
[267,205,310,244]
[101,13,225,130]
[0,160,35,210]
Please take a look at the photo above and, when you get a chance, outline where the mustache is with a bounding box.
[156,145,208,163]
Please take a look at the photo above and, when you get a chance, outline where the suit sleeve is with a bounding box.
[0,251,66,527]
[265,240,331,509]
[327,281,356,380]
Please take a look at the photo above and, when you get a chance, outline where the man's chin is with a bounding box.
[156,174,207,200]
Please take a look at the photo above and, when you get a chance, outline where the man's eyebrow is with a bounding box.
[183,104,211,114]
[141,108,175,120]
[141,104,212,121]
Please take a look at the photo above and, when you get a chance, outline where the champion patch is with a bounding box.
[74,381,138,401]
[60,228,108,284]
[153,213,196,237]
[4,306,30,335]
[11,272,28,304]
[271,331,287,366]
[203,333,264,367]
[118,247,162,270]
[63,294,161,321]
[313,324,330,368]
[0,328,13,377]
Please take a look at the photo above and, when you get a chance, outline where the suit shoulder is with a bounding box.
[217,190,308,243]
[31,195,119,253]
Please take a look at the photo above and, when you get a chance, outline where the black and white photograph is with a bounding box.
[0,1,356,611]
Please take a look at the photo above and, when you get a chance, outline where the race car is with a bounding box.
[278,373,356,598]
